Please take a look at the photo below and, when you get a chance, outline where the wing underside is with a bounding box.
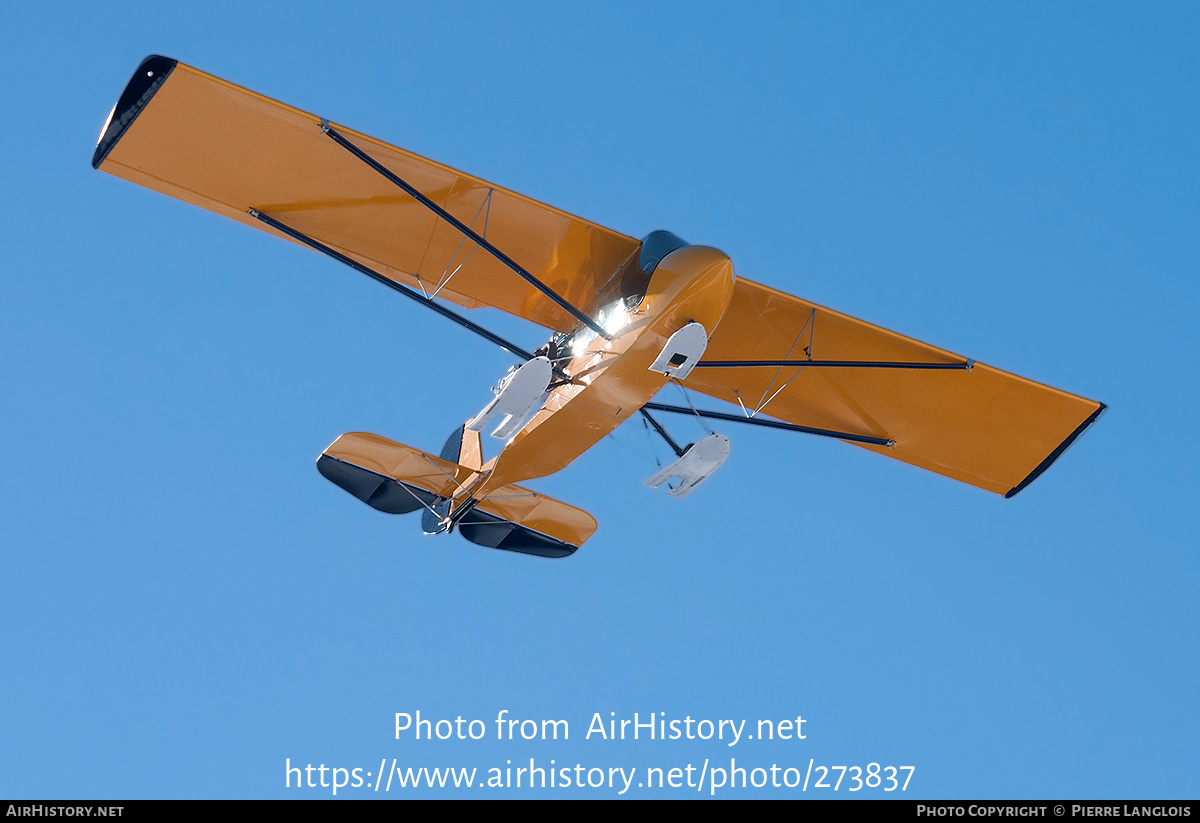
[682,279,1103,497]
[93,56,640,332]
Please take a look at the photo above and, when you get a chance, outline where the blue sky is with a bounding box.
[1,1,1196,799]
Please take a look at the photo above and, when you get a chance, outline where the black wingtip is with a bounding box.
[92,55,177,169]
[1004,402,1106,498]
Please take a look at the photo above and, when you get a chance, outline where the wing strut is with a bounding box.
[642,402,893,447]
[320,123,613,342]
[695,360,973,370]
[249,209,540,363]
[638,408,686,458]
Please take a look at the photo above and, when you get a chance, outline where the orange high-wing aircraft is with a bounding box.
[94,56,1104,558]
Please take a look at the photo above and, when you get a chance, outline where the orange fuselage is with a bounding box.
[469,245,736,498]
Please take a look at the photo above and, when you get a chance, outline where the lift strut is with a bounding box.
[643,402,893,447]
[320,122,612,342]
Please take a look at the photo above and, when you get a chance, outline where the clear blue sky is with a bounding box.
[1,1,1196,799]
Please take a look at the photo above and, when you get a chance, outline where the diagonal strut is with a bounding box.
[320,122,612,341]
[643,402,893,447]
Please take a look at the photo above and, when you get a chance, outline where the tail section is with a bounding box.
[318,431,596,557]
[453,479,597,558]
[435,423,484,472]
[421,424,484,534]
[317,431,470,514]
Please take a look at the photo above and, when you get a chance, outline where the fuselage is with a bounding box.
[469,244,736,497]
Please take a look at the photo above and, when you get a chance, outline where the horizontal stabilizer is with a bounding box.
[457,510,581,558]
[318,432,597,557]
[317,453,440,514]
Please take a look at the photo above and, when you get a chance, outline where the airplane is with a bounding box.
[93,56,1105,558]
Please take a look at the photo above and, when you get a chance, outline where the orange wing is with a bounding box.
[96,56,1102,499]
[683,278,1103,497]
[93,56,639,332]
